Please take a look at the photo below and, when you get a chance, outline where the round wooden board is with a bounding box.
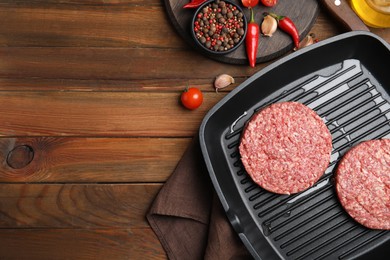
[164,0,319,65]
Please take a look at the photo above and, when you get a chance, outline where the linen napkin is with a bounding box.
[146,136,251,260]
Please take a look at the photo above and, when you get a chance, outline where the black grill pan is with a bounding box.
[199,31,390,260]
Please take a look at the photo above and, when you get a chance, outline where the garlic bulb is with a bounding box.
[214,74,235,92]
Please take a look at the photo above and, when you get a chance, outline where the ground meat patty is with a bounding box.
[335,139,390,230]
[239,102,332,195]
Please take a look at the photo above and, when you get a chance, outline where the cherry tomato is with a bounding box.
[260,0,277,7]
[180,87,203,110]
[241,0,259,8]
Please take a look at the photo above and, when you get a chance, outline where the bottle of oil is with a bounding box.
[350,0,390,28]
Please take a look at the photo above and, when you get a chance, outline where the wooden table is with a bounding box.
[0,1,388,259]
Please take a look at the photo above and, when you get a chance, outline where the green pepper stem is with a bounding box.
[249,7,255,23]
[264,12,284,22]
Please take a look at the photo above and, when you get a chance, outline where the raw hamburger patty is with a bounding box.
[336,139,390,230]
[239,102,332,194]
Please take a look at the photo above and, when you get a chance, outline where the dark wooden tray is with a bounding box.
[164,0,319,65]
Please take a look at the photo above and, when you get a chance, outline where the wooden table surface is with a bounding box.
[0,1,389,259]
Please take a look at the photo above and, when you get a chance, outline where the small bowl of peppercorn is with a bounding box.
[191,0,247,55]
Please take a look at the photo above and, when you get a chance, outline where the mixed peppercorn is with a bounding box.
[193,0,246,52]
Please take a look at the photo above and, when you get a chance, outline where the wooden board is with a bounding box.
[0,228,166,259]
[164,0,319,64]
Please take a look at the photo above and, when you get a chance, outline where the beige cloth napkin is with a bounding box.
[146,136,251,259]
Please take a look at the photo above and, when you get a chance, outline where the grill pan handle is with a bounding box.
[320,0,370,31]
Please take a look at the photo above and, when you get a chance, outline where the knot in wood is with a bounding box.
[7,145,34,169]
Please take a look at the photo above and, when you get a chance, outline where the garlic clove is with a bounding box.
[294,33,317,51]
[214,74,235,92]
[261,15,277,37]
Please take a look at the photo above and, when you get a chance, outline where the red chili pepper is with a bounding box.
[183,0,207,8]
[245,8,259,68]
[268,13,299,49]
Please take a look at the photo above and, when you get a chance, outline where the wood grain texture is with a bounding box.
[0,1,388,259]
[0,7,361,94]
[0,228,166,259]
[0,3,178,48]
[0,47,260,81]
[0,138,190,182]
[0,91,225,137]
[320,0,369,31]
[0,184,160,228]
[0,76,248,92]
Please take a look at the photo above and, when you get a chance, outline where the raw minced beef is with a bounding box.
[239,102,332,195]
[335,139,390,230]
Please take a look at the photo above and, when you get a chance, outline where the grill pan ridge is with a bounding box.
[199,32,390,260]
